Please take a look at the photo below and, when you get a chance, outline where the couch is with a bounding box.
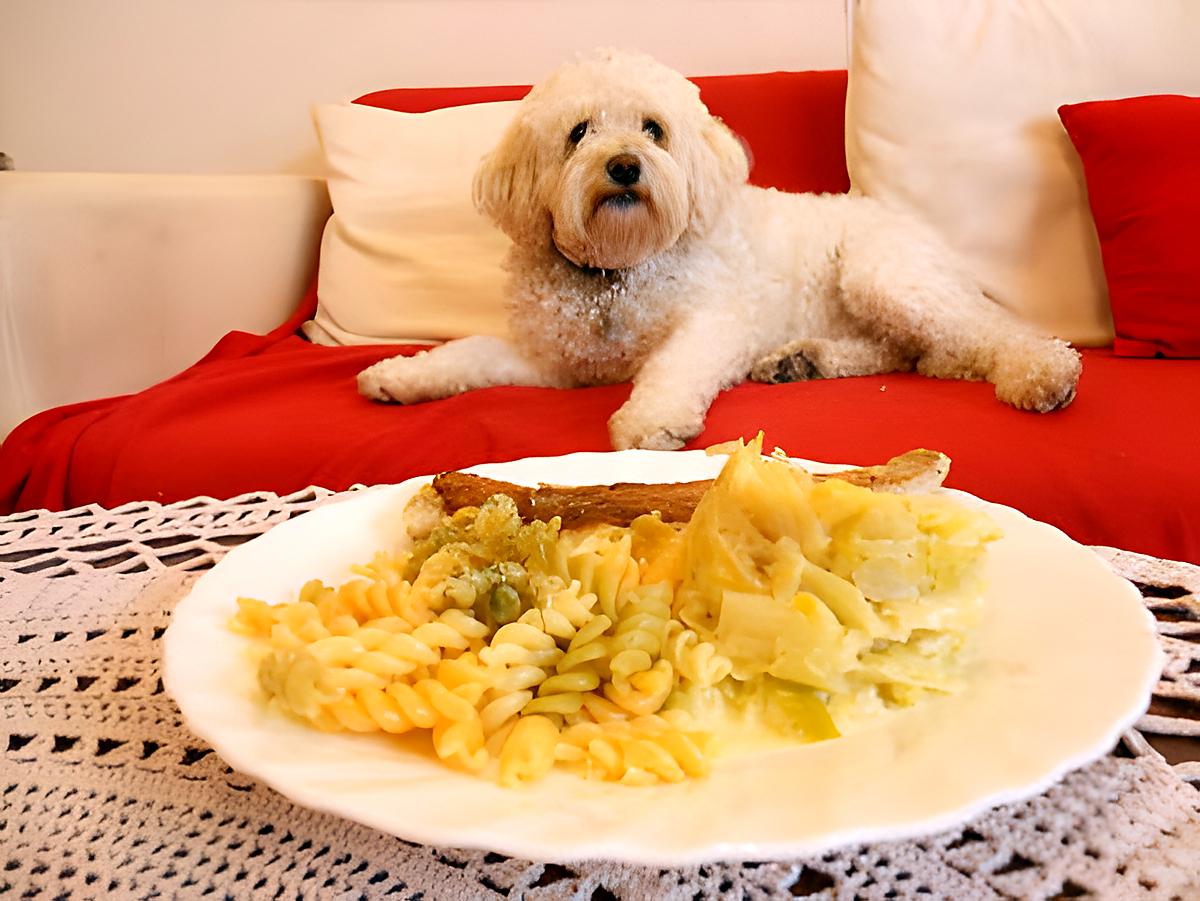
[3,70,1198,565]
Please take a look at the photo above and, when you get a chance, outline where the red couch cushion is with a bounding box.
[3,282,1198,564]
[355,70,851,196]
[1059,95,1200,357]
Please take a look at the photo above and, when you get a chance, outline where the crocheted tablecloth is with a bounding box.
[2,488,1198,900]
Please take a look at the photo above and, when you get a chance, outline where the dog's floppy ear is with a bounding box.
[473,116,547,247]
[685,115,750,235]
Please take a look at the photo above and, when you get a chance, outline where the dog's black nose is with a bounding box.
[606,154,641,186]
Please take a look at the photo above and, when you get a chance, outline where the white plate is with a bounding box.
[163,450,1162,865]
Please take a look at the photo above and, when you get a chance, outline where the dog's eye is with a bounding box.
[643,119,664,142]
[568,121,589,144]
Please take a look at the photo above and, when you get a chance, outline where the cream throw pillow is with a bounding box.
[845,0,1200,346]
[305,100,519,346]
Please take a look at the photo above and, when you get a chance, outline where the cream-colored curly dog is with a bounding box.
[359,49,1082,450]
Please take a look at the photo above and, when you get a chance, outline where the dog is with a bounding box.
[358,49,1082,451]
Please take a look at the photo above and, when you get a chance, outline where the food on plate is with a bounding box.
[231,439,998,786]
[423,448,950,531]
[426,471,710,529]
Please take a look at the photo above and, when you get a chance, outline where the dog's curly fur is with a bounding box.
[359,49,1082,450]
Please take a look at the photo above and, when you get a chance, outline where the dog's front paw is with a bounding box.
[357,355,436,404]
[357,363,396,402]
[993,341,1082,412]
[608,403,704,451]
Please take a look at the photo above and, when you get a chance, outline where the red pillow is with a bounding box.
[1059,95,1200,357]
[356,71,851,196]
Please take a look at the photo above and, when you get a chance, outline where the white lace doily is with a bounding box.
[2,489,1198,899]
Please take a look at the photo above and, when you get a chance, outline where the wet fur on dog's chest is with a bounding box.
[560,274,649,345]
[507,248,679,383]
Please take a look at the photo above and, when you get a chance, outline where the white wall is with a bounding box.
[0,172,332,437]
[1,0,848,176]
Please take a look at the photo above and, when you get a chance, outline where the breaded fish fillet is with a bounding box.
[407,449,949,534]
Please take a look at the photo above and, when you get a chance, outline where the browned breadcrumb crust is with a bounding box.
[427,449,949,529]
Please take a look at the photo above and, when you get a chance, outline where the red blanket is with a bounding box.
[4,282,1198,563]
[4,69,1198,563]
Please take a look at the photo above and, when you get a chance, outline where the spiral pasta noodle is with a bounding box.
[662,621,733,688]
[523,614,610,717]
[554,714,711,785]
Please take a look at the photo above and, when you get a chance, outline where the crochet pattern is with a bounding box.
[2,489,1197,898]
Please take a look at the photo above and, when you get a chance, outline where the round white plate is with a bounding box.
[163,450,1162,865]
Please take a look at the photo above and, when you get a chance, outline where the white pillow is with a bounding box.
[305,100,519,346]
[845,0,1200,347]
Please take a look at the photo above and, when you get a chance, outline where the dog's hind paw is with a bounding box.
[748,346,819,384]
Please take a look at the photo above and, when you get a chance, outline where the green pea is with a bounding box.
[490,582,522,625]
[495,561,530,594]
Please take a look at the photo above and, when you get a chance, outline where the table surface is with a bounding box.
[2,486,1198,899]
